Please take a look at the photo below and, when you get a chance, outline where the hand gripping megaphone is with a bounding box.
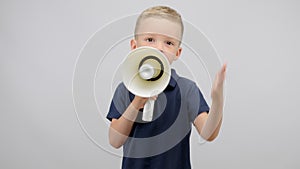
[121,46,171,121]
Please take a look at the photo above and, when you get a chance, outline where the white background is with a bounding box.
[1,0,299,168]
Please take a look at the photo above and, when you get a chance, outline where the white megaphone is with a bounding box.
[121,46,171,122]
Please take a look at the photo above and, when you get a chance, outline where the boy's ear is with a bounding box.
[130,39,137,50]
[174,47,182,60]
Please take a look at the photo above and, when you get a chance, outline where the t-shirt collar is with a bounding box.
[168,69,179,88]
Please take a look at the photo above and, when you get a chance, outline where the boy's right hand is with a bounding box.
[131,96,158,110]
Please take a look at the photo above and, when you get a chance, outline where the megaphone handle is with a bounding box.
[142,99,155,122]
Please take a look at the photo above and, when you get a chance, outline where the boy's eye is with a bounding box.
[166,41,174,46]
[146,38,154,42]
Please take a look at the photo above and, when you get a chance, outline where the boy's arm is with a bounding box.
[108,96,149,148]
[194,64,226,141]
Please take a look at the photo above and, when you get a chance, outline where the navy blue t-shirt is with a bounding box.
[107,69,210,169]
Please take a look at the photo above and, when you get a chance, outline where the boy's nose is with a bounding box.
[155,42,164,53]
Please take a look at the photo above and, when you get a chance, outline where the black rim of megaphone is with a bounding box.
[138,55,164,81]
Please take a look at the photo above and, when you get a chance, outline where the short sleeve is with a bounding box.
[106,83,132,121]
[187,83,210,122]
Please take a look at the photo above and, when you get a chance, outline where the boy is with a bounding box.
[107,6,226,169]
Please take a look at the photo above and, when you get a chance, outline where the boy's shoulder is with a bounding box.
[172,69,197,87]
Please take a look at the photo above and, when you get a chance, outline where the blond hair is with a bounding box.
[134,6,184,40]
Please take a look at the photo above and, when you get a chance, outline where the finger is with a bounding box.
[214,66,226,87]
[219,63,227,80]
[151,95,158,100]
[221,63,227,73]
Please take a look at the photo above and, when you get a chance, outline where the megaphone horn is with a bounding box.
[121,46,171,122]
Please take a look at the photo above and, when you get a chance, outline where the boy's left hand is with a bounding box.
[211,63,227,101]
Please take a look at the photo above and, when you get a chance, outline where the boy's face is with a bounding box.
[131,17,182,64]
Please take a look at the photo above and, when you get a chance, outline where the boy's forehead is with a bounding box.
[136,17,182,41]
